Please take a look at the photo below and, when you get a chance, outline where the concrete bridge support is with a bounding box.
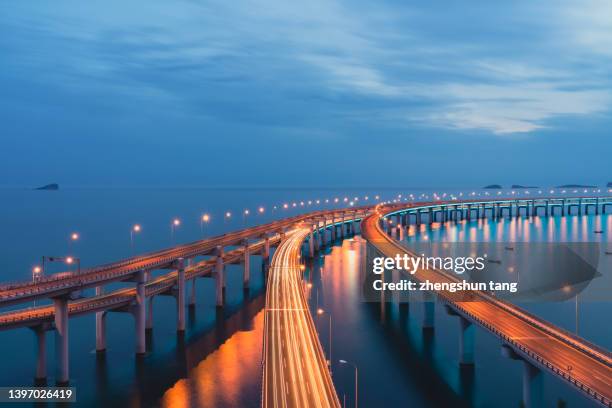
[134,270,146,354]
[176,259,186,332]
[423,293,435,330]
[331,219,337,241]
[53,297,69,385]
[95,286,106,352]
[459,317,474,366]
[146,296,154,331]
[501,345,543,408]
[215,246,225,307]
[263,236,271,264]
[308,229,315,258]
[34,326,46,382]
[189,279,196,307]
[243,240,251,288]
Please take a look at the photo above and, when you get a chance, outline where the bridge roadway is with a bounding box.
[0,208,366,307]
[0,238,271,330]
[363,203,612,407]
[263,226,340,408]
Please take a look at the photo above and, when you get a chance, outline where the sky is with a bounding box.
[0,0,611,188]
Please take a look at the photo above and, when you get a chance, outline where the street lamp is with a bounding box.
[131,224,141,252]
[42,255,81,275]
[171,218,180,243]
[200,214,210,236]
[339,359,358,408]
[317,308,332,373]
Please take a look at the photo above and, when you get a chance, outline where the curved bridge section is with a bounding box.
[362,198,612,407]
[263,226,340,408]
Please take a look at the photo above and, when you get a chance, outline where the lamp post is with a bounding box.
[200,214,210,236]
[171,218,180,243]
[131,224,141,253]
[32,266,43,306]
[317,308,332,373]
[339,359,358,408]
[42,255,81,275]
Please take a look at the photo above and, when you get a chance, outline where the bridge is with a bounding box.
[0,207,367,386]
[363,198,612,407]
[0,196,611,408]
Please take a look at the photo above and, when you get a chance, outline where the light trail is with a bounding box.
[263,226,340,408]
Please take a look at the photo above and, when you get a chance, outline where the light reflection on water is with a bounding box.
[309,216,607,407]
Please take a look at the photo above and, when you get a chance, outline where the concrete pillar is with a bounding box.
[34,326,46,382]
[321,221,327,247]
[215,246,225,307]
[243,240,250,288]
[331,218,336,241]
[423,294,434,330]
[146,296,154,330]
[308,229,315,257]
[134,270,146,354]
[95,286,106,352]
[263,236,270,263]
[176,258,186,332]
[189,279,196,306]
[522,361,543,408]
[459,317,474,366]
[53,297,69,385]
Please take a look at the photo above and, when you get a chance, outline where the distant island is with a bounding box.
[34,183,59,190]
[483,184,502,189]
[512,184,538,189]
[556,184,597,188]
[607,181,612,188]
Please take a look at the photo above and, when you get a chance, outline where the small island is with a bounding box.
[34,183,59,190]
[483,184,502,189]
[512,184,539,189]
[607,181,612,188]
[556,184,597,188]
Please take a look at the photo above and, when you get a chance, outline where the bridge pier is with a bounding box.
[176,258,186,332]
[331,218,337,241]
[308,229,315,257]
[189,279,196,306]
[53,297,69,385]
[146,296,154,331]
[134,270,146,354]
[459,317,474,366]
[33,326,47,383]
[445,305,475,366]
[423,293,435,330]
[263,236,270,264]
[243,239,251,288]
[215,246,225,307]
[95,286,106,352]
[501,344,543,408]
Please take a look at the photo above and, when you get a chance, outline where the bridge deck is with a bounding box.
[362,206,612,406]
[263,227,340,408]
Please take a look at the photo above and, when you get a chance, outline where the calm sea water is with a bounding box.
[0,188,609,407]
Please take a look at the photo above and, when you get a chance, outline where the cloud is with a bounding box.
[1,0,610,136]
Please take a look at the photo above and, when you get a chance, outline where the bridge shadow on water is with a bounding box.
[92,288,266,408]
[362,302,475,407]
[363,300,474,408]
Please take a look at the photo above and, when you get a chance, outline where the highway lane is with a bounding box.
[363,205,612,406]
[263,226,340,408]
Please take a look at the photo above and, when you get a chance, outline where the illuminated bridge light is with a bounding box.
[70,232,79,241]
[259,207,265,213]
[173,218,181,226]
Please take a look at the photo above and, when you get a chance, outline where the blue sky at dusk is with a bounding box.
[0,0,610,188]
